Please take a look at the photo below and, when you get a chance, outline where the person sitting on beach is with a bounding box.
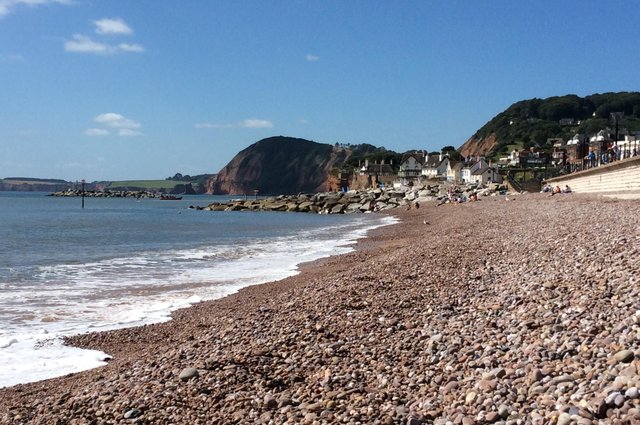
[562,185,572,193]
[551,185,562,196]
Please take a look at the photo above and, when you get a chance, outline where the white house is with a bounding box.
[589,129,613,145]
[461,158,486,183]
[458,158,503,184]
[421,153,449,178]
[470,163,503,184]
[359,159,394,176]
[398,152,425,178]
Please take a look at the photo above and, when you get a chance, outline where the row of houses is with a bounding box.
[563,129,639,169]
[501,148,551,168]
[357,152,503,186]
[496,128,640,170]
[345,126,639,190]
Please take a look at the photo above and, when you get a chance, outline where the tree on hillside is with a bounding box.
[588,92,640,118]
[462,91,640,158]
[577,118,609,135]
[442,146,463,161]
[538,95,586,121]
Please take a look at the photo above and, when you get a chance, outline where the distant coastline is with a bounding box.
[0,177,78,193]
[0,177,207,195]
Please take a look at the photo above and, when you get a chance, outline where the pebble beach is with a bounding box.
[1,193,639,425]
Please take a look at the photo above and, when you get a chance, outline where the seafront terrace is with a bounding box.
[545,155,640,199]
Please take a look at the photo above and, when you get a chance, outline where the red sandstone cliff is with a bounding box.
[206,137,350,195]
[458,133,498,159]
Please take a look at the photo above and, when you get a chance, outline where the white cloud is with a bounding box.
[65,18,144,55]
[64,34,110,54]
[84,128,109,136]
[118,128,142,137]
[117,42,144,52]
[306,54,319,62]
[64,34,144,55]
[86,113,143,137]
[240,119,273,128]
[0,0,71,19]
[94,113,141,129]
[94,18,132,35]
[196,119,274,129]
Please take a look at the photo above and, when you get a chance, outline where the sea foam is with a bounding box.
[0,210,397,388]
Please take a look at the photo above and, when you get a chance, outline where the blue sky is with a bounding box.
[1,0,639,181]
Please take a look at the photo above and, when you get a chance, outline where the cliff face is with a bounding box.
[206,136,350,195]
[458,133,498,158]
[0,179,75,192]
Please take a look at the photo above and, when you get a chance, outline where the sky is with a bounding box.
[1,0,639,181]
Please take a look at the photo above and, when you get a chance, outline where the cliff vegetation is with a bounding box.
[459,92,640,159]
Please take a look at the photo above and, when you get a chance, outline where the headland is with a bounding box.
[1,192,638,424]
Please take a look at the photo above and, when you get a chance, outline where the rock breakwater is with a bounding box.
[49,190,160,199]
[1,194,639,424]
[191,182,507,214]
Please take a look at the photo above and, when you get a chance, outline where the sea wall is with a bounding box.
[546,156,640,193]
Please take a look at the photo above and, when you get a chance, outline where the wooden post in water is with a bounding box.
[81,179,85,209]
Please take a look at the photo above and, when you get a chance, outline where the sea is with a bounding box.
[0,192,396,388]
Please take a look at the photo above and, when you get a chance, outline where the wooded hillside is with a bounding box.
[460,92,640,158]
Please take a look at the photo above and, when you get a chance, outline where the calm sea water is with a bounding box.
[0,192,395,388]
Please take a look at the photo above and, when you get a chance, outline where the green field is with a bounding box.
[2,179,63,185]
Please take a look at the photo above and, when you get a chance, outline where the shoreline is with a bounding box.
[0,208,394,390]
[2,193,639,424]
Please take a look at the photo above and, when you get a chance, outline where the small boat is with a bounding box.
[160,195,182,200]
